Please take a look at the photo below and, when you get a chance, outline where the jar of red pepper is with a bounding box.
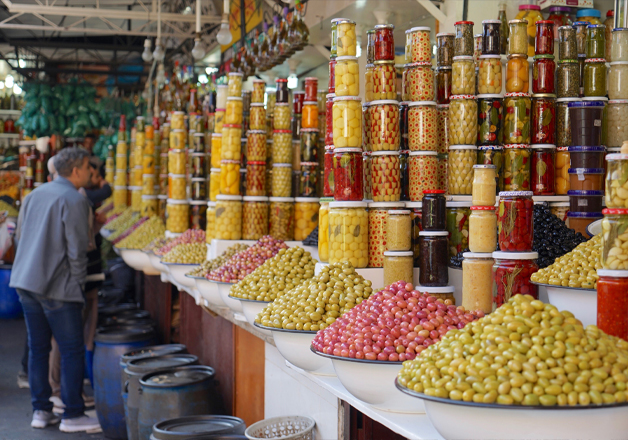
[374,24,395,61]
[492,251,539,309]
[323,146,334,197]
[498,191,533,252]
[333,147,364,201]
[597,269,628,341]
[293,91,305,115]
[329,57,337,94]
[535,20,555,55]
[531,144,556,195]
[532,55,556,94]
[531,94,556,145]
[325,93,335,146]
[304,77,318,102]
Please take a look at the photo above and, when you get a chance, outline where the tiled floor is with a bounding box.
[0,318,104,440]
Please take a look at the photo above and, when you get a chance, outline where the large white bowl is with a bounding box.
[238,299,271,336]
[194,277,227,308]
[254,324,334,376]
[217,282,242,313]
[314,350,424,413]
[148,252,168,273]
[162,263,198,288]
[534,282,596,327]
[139,251,161,276]
[396,381,628,440]
[113,247,121,256]
[587,218,602,237]
[119,248,146,271]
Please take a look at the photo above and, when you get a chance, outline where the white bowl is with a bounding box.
[587,218,602,237]
[534,282,596,327]
[238,299,271,336]
[139,251,161,276]
[255,324,334,376]
[119,248,146,271]
[194,277,227,308]
[314,351,424,413]
[147,252,167,273]
[113,247,121,256]
[217,282,242,313]
[397,382,628,440]
[163,263,198,288]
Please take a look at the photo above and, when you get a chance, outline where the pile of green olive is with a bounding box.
[116,217,165,250]
[255,262,373,331]
[161,243,206,264]
[397,294,628,407]
[229,247,316,301]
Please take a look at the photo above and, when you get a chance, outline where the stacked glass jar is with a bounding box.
[418,190,451,299]
[141,121,159,218]
[113,138,128,209]
[166,108,190,235]
[157,123,170,222]
[130,116,146,213]
[271,78,293,203]
[435,32,453,192]
[607,28,628,160]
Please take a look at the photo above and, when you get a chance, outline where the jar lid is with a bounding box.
[409,26,431,32]
[463,252,494,259]
[216,195,243,201]
[424,189,446,194]
[295,197,320,203]
[331,17,352,24]
[169,148,185,153]
[549,202,569,207]
[559,59,579,64]
[567,211,603,218]
[275,102,290,107]
[568,190,604,196]
[518,4,540,10]
[227,96,243,101]
[607,154,628,160]
[568,146,606,152]
[250,103,265,108]
[370,151,400,157]
[301,128,320,133]
[582,96,609,102]
[220,159,240,165]
[404,202,423,208]
[585,58,606,63]
[113,185,127,190]
[470,206,496,210]
[416,285,456,293]
[383,251,413,257]
[532,93,557,99]
[168,173,186,178]
[301,161,319,167]
[609,99,628,104]
[329,201,368,208]
[269,197,295,203]
[477,94,504,99]
[243,196,269,202]
[229,72,244,76]
[272,163,292,168]
[223,123,242,129]
[374,60,395,65]
[597,269,628,277]
[143,173,156,178]
[533,54,555,60]
[336,55,359,62]
[408,101,437,107]
[215,107,225,112]
[499,191,533,197]
[388,209,411,215]
[613,27,628,32]
[508,19,528,24]
[275,78,288,83]
[326,93,336,99]
[141,195,158,200]
[368,202,405,208]
[435,66,452,71]
[531,144,556,149]
[406,62,432,68]
[320,197,334,203]
[409,151,437,156]
[172,129,186,133]
[419,231,449,236]
[273,129,292,134]
[370,99,399,106]
[576,8,601,17]
[334,147,362,153]
[436,32,454,37]
[116,153,128,157]
[557,147,569,151]
[211,133,222,137]
[437,104,450,109]
[507,53,528,60]
[453,55,474,61]
[190,152,206,157]
[482,19,501,24]
[473,164,496,169]
[446,201,472,207]
[504,144,529,149]
[602,208,628,215]
[193,132,204,137]
[303,101,318,106]
[610,61,628,65]
[478,145,503,150]
[247,130,266,135]
[504,92,531,98]
[325,144,335,150]
[568,168,605,174]
[455,20,474,25]
[129,186,142,191]
[189,200,207,206]
[556,98,581,103]
[449,145,478,150]
[166,198,189,205]
[492,251,539,259]
[207,201,217,207]
[450,94,476,100]
[333,96,362,102]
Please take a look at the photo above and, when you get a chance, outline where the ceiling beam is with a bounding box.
[9,38,144,52]
[0,22,191,37]
[19,66,149,77]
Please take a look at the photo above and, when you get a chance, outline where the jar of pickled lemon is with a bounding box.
[113,186,127,208]
[166,199,189,233]
[215,195,242,240]
[335,56,360,96]
[168,149,186,174]
[328,201,369,268]
[167,174,187,200]
[227,72,243,97]
[226,97,243,125]
[219,160,241,195]
[294,197,319,241]
[333,96,362,148]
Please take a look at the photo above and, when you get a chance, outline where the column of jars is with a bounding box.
[434,33,453,193]
[419,190,449,288]
[130,116,145,212]
[141,122,159,217]
[165,110,189,234]
[607,29,628,155]
[157,122,169,222]
[113,135,128,209]
[246,81,267,199]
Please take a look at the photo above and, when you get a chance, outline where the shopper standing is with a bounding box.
[10,147,100,433]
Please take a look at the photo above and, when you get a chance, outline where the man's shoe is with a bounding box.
[17,371,29,389]
[50,396,65,413]
[31,410,60,429]
[82,394,95,408]
[59,415,101,433]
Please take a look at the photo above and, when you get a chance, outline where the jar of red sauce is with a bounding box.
[333,147,363,201]
[531,144,556,195]
[293,91,304,115]
[304,77,318,102]
[323,146,334,197]
[535,20,555,55]
[531,94,556,145]
[325,93,335,146]
[329,57,337,94]
[597,269,628,341]
[492,251,539,309]
[497,191,534,251]
[532,55,556,94]
[374,24,395,61]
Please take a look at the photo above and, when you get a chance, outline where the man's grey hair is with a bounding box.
[54,147,90,178]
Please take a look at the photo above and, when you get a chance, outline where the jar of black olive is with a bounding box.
[421,189,446,230]
[418,231,450,286]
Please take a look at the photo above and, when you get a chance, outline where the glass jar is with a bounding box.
[481,20,501,56]
[408,151,438,201]
[367,202,404,267]
[478,146,504,192]
[515,4,543,57]
[303,77,318,102]
[269,197,294,241]
[298,163,319,197]
[328,57,337,94]
[300,128,320,163]
[558,26,578,60]
[435,67,452,105]
[374,24,395,61]
[478,55,502,94]
[454,21,474,57]
[140,195,158,217]
[556,60,580,98]
[556,98,578,148]
[246,130,267,161]
[436,104,450,154]
[569,100,605,147]
[503,92,531,144]
[535,20,555,55]
[548,7,572,40]
[505,55,529,93]
[222,124,243,161]
[492,251,539,309]
[241,196,269,240]
[252,79,266,104]
[609,62,628,99]
[437,32,454,66]
[293,198,319,241]
[168,149,186,175]
[205,201,216,243]
[167,174,186,200]
[607,101,628,148]
[406,26,431,64]
[446,202,471,258]
[369,151,400,202]
[245,161,266,196]
[190,177,207,201]
[573,21,589,55]
[612,28,628,62]
[330,18,340,57]
[469,207,497,253]
[606,154,628,208]
[508,19,528,56]
[452,56,475,95]
[586,24,606,59]
[404,62,435,101]
[407,101,437,151]
[477,94,503,145]
[325,93,334,146]
[531,144,555,195]
[531,94,556,145]
[549,201,569,224]
[400,150,410,201]
[598,270,628,341]
[365,63,375,102]
[386,209,412,251]
[225,97,243,125]
[532,55,556,94]
[462,252,495,313]
[584,58,607,97]
[333,147,363,201]
[419,231,449,286]
[372,60,397,100]
[503,145,531,191]
[166,199,189,233]
[448,145,477,195]
[302,103,318,129]
[275,78,289,104]
[323,146,334,197]
[210,134,222,168]
[383,251,414,286]
[422,189,446,230]
[328,201,368,267]
[189,200,207,230]
[274,103,291,130]
[318,198,331,262]
[332,96,362,148]
[336,19,357,57]
[228,72,243,97]
[335,56,360,97]
[497,191,533,251]
[472,164,497,206]
[368,100,400,151]
[271,163,292,197]
[448,95,477,145]
[218,160,239,195]
[272,130,292,164]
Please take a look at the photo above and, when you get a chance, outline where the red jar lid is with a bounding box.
[536,20,555,25]
[273,129,292,134]
[455,21,474,25]
[470,206,496,210]
[247,161,266,165]
[223,124,242,129]
[602,208,628,215]
[585,58,607,63]
[423,189,446,194]
[276,78,288,83]
[607,10,615,17]
[519,4,540,10]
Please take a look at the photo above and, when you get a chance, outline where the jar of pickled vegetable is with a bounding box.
[328,201,368,267]
[293,197,319,241]
[386,209,412,251]
[596,269,628,340]
[556,98,577,148]
[531,144,556,195]
[221,124,242,161]
[271,163,292,197]
[607,101,628,148]
[405,63,435,102]
[368,100,400,151]
[448,145,476,195]
[367,202,405,267]
[586,24,606,59]
[337,19,357,57]
[436,104,450,154]
[446,201,471,257]
[370,151,400,202]
[535,20,555,55]
[167,174,186,200]
[452,56,475,95]
[435,67,452,104]
[469,206,497,253]
[300,128,320,163]
[274,103,291,130]
[189,200,207,230]
[323,146,334,197]
[227,72,243,97]
[477,94,503,145]
[318,198,332,262]
[503,145,531,191]
[246,130,266,161]
[271,130,292,164]
[408,101,437,151]
[251,79,266,104]
[298,163,318,197]
[408,151,438,201]
[477,146,503,192]
[404,26,430,63]
[612,28,628,62]
[503,92,531,144]
[472,164,497,206]
[477,55,502,94]
[481,19,501,56]
[448,95,477,145]
[419,231,449,286]
[363,152,372,201]
[264,196,291,240]
[609,63,628,99]
[140,195,158,217]
[461,252,495,313]
[492,251,539,308]
[372,60,397,100]
[437,32,454,66]
[454,21,474,57]
[210,134,222,168]
[383,251,414,286]
[556,60,580,98]
[242,197,269,240]
[245,161,266,196]
[605,154,628,208]
[332,96,362,148]
[168,149,186,175]
[584,58,607,97]
[218,160,240,196]
[333,147,363,201]
[302,103,318,129]
[328,57,337,94]
[165,199,189,233]
[275,78,289,104]
[497,190,533,251]
[508,19,528,56]
[335,56,360,97]
[531,94,556,145]
[325,93,334,146]
[506,55,529,93]
[421,189,445,231]
[400,150,410,201]
[515,4,543,57]
[225,97,243,125]
[558,26,578,60]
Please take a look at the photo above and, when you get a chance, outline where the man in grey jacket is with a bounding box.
[10,147,100,433]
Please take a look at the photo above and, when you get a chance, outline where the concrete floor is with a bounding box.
[0,318,105,440]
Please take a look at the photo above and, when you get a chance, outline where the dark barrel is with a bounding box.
[104,309,152,326]
[150,415,246,440]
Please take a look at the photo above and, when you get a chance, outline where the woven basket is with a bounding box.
[244,416,315,440]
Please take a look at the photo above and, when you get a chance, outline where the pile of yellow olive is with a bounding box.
[161,243,206,264]
[116,217,165,250]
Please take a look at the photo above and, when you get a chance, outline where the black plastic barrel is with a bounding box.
[94,326,156,439]
[150,415,246,440]
[120,344,189,384]
[104,310,152,326]
[124,355,199,440]
[137,366,219,440]
[100,320,157,332]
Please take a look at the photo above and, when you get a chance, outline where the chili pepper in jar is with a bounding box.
[497,191,534,251]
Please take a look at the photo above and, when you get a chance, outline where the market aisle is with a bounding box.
[0,318,104,440]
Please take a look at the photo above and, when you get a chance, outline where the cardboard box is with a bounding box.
[538,0,594,10]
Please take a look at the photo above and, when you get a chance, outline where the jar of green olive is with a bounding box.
[583,58,607,97]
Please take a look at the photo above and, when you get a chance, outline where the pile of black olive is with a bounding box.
[302,226,318,246]
[449,248,469,269]
[533,204,587,269]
